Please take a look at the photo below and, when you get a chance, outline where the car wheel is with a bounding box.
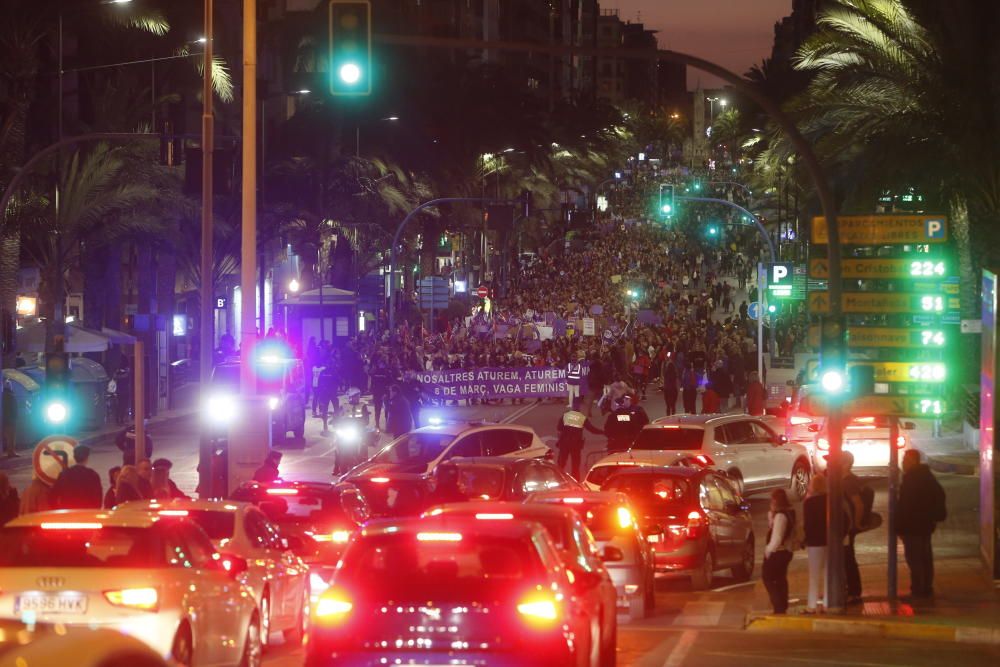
[691,548,714,590]
[790,461,810,501]
[283,588,308,646]
[171,623,194,666]
[239,614,263,667]
[600,613,617,667]
[258,593,270,649]
[732,535,755,582]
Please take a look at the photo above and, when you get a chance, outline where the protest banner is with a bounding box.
[416,367,567,400]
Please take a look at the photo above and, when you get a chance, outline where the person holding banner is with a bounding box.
[555,408,603,480]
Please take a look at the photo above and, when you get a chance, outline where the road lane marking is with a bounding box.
[711,581,756,593]
[673,601,725,626]
[501,400,540,423]
[704,651,890,667]
[663,629,697,667]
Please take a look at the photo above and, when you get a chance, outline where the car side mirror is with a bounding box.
[773,435,789,447]
[902,421,916,430]
[600,545,624,563]
[644,523,665,537]
[807,424,821,433]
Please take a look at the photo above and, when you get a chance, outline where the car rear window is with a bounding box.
[256,493,352,525]
[338,533,544,596]
[632,427,704,450]
[0,527,163,568]
[182,511,236,540]
[601,475,693,512]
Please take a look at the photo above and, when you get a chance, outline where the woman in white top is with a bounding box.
[763,488,796,614]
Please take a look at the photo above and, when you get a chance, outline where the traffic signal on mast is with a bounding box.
[328,1,372,96]
[658,184,675,218]
[818,315,847,396]
[43,336,70,426]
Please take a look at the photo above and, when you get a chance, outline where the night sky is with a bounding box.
[607,0,793,89]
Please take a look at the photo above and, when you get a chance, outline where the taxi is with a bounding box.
[115,498,310,648]
[0,509,262,667]
[307,516,604,666]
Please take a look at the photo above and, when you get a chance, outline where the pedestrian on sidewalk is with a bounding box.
[2,381,18,458]
[152,458,189,499]
[0,471,19,525]
[20,473,52,515]
[897,449,947,600]
[803,473,830,613]
[253,451,283,484]
[113,465,144,505]
[746,371,766,416]
[762,488,796,614]
[50,445,103,510]
[103,466,121,509]
[661,357,679,416]
[116,424,153,466]
[838,451,866,604]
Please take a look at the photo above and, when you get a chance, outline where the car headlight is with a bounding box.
[335,426,360,442]
[205,393,238,426]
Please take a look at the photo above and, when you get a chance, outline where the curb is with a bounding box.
[747,614,1000,646]
[926,455,979,476]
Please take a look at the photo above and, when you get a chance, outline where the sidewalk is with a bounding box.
[0,405,197,474]
[748,556,1000,645]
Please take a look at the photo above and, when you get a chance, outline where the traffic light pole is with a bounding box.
[888,416,900,602]
[199,0,215,497]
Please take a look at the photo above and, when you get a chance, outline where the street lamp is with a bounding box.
[288,278,300,293]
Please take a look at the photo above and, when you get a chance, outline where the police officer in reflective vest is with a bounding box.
[556,409,603,480]
[566,352,585,408]
[604,394,650,453]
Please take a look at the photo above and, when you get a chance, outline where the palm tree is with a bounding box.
[789,0,1000,319]
[20,144,159,321]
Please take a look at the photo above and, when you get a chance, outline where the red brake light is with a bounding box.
[475,513,514,520]
[855,416,875,424]
[789,416,812,426]
[686,510,705,539]
[662,425,681,429]
[104,587,159,611]
[370,477,390,484]
[40,522,103,530]
[158,510,189,517]
[314,588,353,623]
[416,532,463,542]
[695,455,714,466]
[561,498,585,504]
[266,488,298,496]
[517,593,560,625]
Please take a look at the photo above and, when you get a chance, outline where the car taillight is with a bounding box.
[104,587,159,611]
[158,510,189,517]
[686,510,705,539]
[416,532,463,542]
[816,438,829,451]
[314,589,353,622]
[312,530,351,543]
[789,416,812,426]
[695,454,714,467]
[896,435,907,448]
[475,513,514,520]
[266,488,298,496]
[517,594,560,625]
[616,506,634,529]
[40,522,103,530]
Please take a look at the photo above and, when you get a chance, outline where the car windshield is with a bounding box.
[338,533,544,597]
[371,433,456,466]
[182,511,236,540]
[632,427,704,450]
[256,493,351,525]
[602,475,693,512]
[0,527,163,568]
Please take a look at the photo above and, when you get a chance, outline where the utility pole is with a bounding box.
[198,0,215,497]
[240,0,257,394]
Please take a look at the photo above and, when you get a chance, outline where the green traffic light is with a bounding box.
[661,204,672,215]
[45,400,68,425]
[338,62,362,85]
[820,370,845,393]
[708,226,718,235]
[768,304,777,313]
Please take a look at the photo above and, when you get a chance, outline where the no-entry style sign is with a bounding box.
[477,285,489,298]
[33,435,79,486]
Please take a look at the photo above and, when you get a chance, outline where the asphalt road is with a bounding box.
[2,395,982,666]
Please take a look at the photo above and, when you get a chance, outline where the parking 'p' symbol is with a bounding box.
[925,219,945,239]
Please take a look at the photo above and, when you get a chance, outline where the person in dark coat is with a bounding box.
[152,458,188,499]
[103,466,121,509]
[897,449,947,599]
[50,445,103,510]
[385,385,414,438]
[253,451,283,483]
[604,394,649,452]
[115,424,153,466]
[0,471,19,525]
[661,358,679,416]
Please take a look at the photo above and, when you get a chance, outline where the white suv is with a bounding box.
[586,414,812,500]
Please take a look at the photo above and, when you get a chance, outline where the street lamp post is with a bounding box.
[198,0,215,497]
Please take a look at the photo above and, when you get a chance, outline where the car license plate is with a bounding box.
[16,593,88,614]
